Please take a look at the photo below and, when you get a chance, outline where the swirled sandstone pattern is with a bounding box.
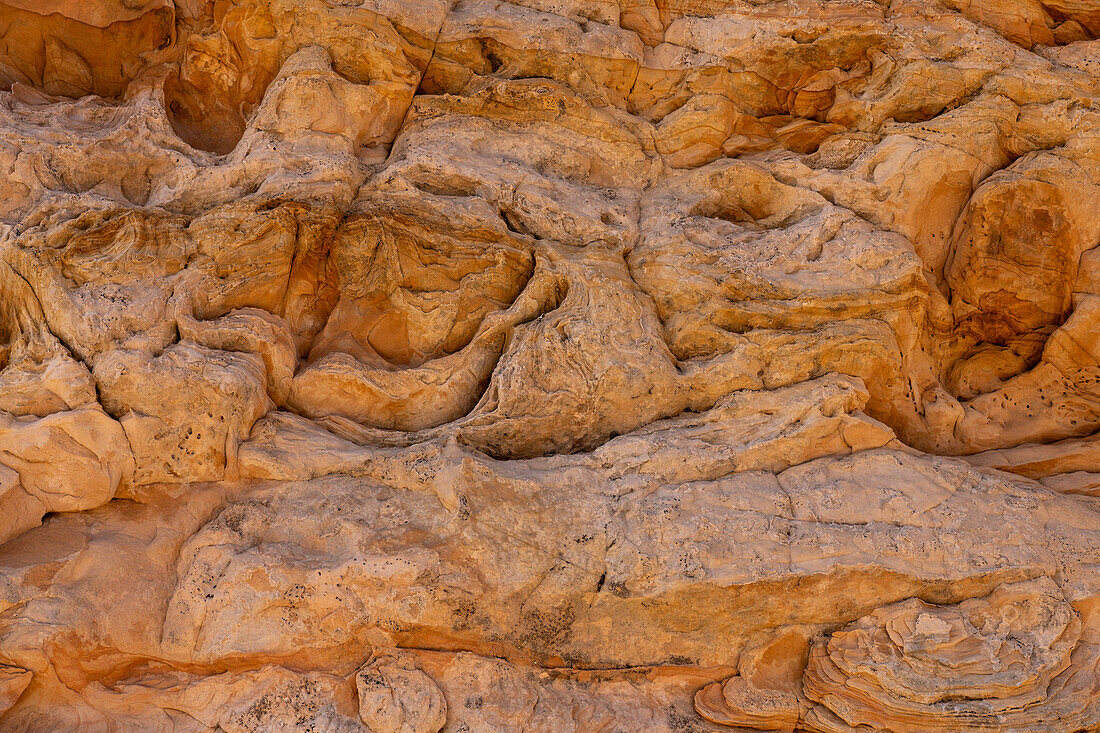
[1,0,1100,731]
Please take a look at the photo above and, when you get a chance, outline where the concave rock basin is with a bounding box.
[1,0,1100,731]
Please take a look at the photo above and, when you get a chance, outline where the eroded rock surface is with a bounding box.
[1,0,1100,731]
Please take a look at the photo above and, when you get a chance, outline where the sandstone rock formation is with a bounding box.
[0,0,1099,731]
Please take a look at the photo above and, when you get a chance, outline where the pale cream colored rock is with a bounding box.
[1043,39,1100,74]
[7,647,733,731]
[5,207,194,362]
[413,650,731,732]
[0,407,132,544]
[968,431,1100,480]
[1,439,1097,731]
[0,0,1099,729]
[178,309,297,407]
[695,675,801,731]
[355,652,446,733]
[239,374,893,491]
[700,579,1100,732]
[251,45,409,156]
[146,446,1091,673]
[94,343,269,485]
[80,665,367,732]
[385,77,658,249]
[695,626,810,730]
[1041,471,1100,496]
[801,578,1100,732]
[424,0,644,108]
[0,260,98,418]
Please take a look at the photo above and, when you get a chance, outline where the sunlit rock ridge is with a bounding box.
[1,0,1099,731]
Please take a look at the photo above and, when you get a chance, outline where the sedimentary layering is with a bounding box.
[1,0,1100,731]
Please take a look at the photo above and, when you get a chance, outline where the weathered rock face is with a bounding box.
[0,1,1099,731]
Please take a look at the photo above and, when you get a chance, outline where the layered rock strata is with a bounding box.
[1,0,1100,731]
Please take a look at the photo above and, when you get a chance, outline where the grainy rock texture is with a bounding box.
[0,0,1099,731]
